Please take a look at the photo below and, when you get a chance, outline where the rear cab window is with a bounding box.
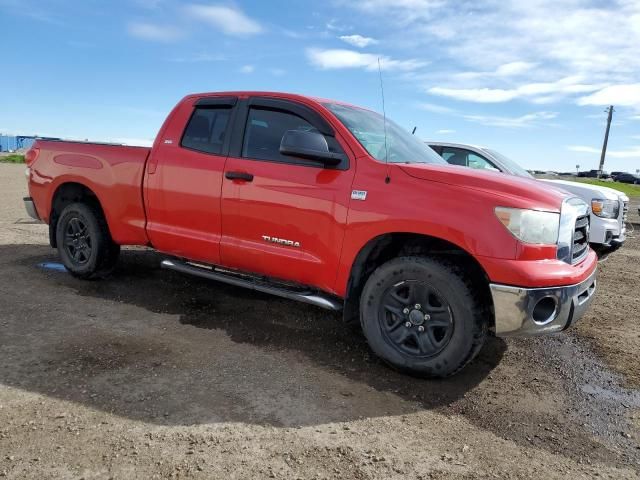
[181,106,231,155]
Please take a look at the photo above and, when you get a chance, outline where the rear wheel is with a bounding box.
[360,256,486,377]
[56,202,120,279]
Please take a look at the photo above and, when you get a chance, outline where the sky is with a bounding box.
[1,0,639,172]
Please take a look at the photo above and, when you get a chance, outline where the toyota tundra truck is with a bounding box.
[23,91,597,377]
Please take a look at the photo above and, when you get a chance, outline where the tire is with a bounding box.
[360,256,487,378]
[55,202,120,279]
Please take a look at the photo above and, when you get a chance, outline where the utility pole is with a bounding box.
[598,105,614,179]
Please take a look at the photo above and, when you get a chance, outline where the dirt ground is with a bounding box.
[1,162,639,479]
[576,198,640,389]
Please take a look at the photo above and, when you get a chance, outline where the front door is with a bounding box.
[220,97,355,291]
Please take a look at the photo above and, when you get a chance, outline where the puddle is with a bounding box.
[37,262,67,272]
[581,384,640,408]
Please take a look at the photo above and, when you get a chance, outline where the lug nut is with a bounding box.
[418,325,425,332]
[414,304,421,310]
[403,308,410,315]
[405,322,412,328]
[424,314,431,321]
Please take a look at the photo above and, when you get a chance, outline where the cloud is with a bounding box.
[128,22,183,42]
[454,61,537,81]
[462,111,558,128]
[339,34,378,48]
[577,84,640,108]
[269,68,286,76]
[348,0,444,24]
[428,77,601,103]
[436,129,455,134]
[344,1,640,109]
[326,19,350,31]
[418,101,556,128]
[567,145,640,158]
[495,61,537,76]
[239,64,254,74]
[418,103,456,114]
[307,48,425,71]
[428,87,518,103]
[185,4,262,36]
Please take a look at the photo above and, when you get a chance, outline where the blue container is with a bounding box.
[0,135,36,152]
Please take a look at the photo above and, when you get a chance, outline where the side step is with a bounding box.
[161,259,343,311]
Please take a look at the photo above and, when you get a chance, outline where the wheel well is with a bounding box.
[343,233,494,329]
[49,183,105,248]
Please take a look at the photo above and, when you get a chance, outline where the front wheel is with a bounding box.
[360,256,487,378]
[56,202,120,279]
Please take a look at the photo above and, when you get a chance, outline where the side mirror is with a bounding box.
[279,130,344,166]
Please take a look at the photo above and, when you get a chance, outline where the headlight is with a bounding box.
[495,207,560,245]
[591,199,619,218]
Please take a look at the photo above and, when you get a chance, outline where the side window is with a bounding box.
[242,107,318,162]
[468,152,500,171]
[441,147,500,171]
[441,147,468,166]
[181,107,231,154]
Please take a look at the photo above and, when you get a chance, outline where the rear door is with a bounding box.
[145,96,237,264]
[219,97,355,291]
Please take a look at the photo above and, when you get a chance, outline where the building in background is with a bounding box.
[0,135,60,152]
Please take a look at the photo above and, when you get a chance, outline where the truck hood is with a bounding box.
[540,179,629,202]
[399,163,569,212]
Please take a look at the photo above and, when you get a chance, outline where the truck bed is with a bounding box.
[28,139,151,245]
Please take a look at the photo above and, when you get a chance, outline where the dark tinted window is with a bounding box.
[242,108,319,162]
[181,107,231,154]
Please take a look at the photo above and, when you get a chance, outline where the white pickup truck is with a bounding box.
[428,142,629,256]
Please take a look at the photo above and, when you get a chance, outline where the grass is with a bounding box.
[0,154,25,164]
[572,178,640,198]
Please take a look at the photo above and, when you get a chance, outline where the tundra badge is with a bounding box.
[262,235,301,248]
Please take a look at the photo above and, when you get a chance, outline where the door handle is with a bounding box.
[225,171,254,182]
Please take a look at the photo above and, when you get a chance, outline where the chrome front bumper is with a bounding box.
[23,197,40,220]
[490,268,597,336]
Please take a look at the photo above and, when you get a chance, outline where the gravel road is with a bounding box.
[1,163,638,479]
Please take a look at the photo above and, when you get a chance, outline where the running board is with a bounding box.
[160,259,343,311]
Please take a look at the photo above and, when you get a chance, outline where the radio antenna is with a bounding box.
[377,57,391,184]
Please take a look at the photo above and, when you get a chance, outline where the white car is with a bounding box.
[428,142,629,256]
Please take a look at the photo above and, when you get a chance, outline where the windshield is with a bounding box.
[484,149,534,179]
[324,103,446,165]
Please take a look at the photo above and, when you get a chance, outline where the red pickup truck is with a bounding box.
[23,91,597,377]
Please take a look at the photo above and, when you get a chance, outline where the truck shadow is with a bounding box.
[2,245,505,428]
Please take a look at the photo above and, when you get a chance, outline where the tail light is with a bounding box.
[24,147,40,166]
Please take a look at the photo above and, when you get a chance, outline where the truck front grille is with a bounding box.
[572,214,589,264]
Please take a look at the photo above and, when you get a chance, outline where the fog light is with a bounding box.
[532,296,558,324]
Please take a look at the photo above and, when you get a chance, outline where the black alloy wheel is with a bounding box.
[55,202,120,279]
[63,216,93,265]
[380,280,454,358]
[359,256,487,377]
